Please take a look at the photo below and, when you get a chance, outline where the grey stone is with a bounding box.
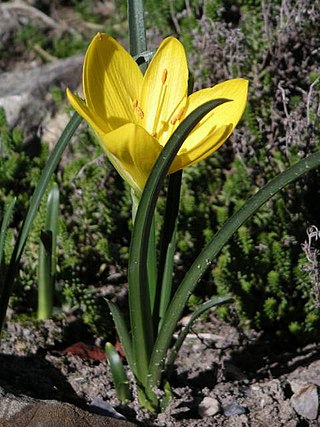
[0,388,135,427]
[198,396,221,417]
[290,382,318,420]
[0,55,83,139]
[223,402,247,417]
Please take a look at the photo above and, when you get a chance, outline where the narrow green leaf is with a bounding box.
[157,171,182,286]
[160,379,173,412]
[149,150,320,390]
[46,183,60,276]
[148,218,157,314]
[158,229,177,331]
[37,184,60,320]
[156,170,182,330]
[38,230,53,320]
[0,112,82,332]
[166,296,233,370]
[107,300,136,377]
[105,342,131,402]
[129,99,230,390]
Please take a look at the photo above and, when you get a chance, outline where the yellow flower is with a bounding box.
[67,33,248,193]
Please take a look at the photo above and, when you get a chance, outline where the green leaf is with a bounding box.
[45,183,60,276]
[156,171,182,331]
[38,230,53,320]
[158,233,176,331]
[106,299,136,377]
[166,296,233,370]
[37,183,60,320]
[105,342,131,402]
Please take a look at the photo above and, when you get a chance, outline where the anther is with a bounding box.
[97,32,102,40]
[152,131,157,138]
[162,69,168,85]
[170,108,185,125]
[132,100,144,119]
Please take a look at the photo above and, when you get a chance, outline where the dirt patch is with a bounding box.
[0,316,319,426]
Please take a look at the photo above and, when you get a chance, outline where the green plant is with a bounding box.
[37,183,60,320]
[0,112,82,332]
[63,1,320,413]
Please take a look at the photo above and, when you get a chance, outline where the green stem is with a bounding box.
[127,0,147,57]
[148,150,320,390]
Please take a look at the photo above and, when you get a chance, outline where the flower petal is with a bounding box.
[66,89,109,134]
[98,124,163,192]
[140,37,188,142]
[180,78,248,152]
[170,125,232,173]
[83,33,143,131]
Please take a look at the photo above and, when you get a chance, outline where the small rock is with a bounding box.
[90,397,126,419]
[0,387,134,427]
[0,400,134,427]
[223,402,247,416]
[0,54,83,140]
[198,397,221,417]
[290,382,318,420]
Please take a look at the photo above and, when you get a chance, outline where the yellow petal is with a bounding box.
[83,33,143,131]
[180,78,248,152]
[98,124,163,192]
[66,89,109,134]
[170,125,232,173]
[140,37,188,142]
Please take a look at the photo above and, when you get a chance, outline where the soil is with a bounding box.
[1,313,320,426]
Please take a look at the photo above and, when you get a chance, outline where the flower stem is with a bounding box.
[127,0,147,57]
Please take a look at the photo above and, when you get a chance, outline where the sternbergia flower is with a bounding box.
[67,33,248,193]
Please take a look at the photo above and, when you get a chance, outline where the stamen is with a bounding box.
[151,82,167,136]
[132,100,144,119]
[162,69,168,85]
[151,69,168,136]
[170,107,185,125]
[97,32,102,40]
